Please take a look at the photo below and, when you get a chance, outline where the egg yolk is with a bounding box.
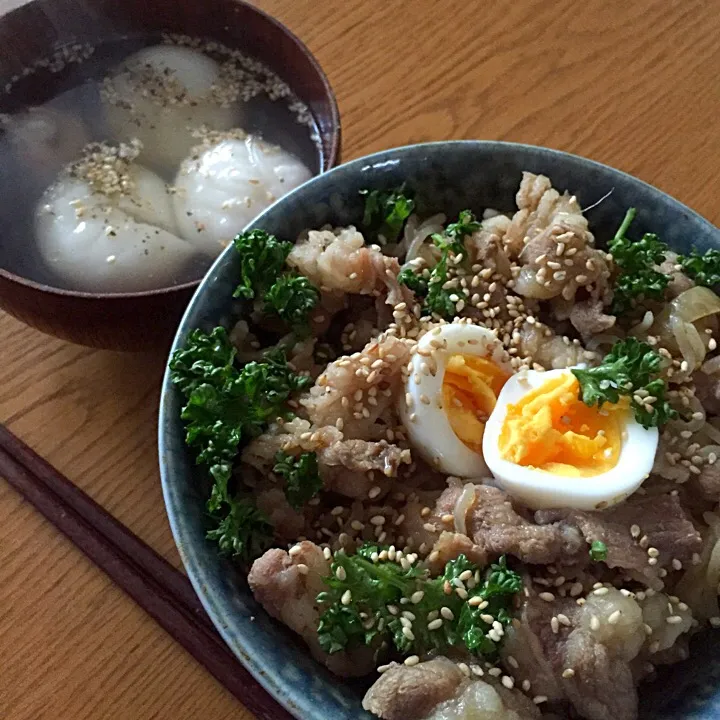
[443,355,511,453]
[498,373,626,477]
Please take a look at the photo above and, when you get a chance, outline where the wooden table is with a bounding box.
[1,0,718,717]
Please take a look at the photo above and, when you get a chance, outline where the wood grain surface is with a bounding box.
[0,0,718,717]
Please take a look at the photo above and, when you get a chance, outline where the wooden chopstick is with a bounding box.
[0,424,294,720]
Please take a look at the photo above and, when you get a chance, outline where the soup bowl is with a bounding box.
[160,141,720,719]
[0,0,340,351]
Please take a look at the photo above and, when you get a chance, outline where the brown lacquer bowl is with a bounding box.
[0,0,340,351]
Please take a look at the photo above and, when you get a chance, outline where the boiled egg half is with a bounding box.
[400,323,512,476]
[482,368,659,510]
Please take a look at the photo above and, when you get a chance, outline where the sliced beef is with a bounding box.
[427,676,542,719]
[362,657,465,720]
[319,438,411,478]
[255,487,306,542]
[536,494,702,589]
[300,334,412,438]
[570,299,616,339]
[248,541,375,677]
[696,459,720,501]
[430,484,585,566]
[516,319,598,370]
[425,531,488,573]
[503,593,641,720]
[241,417,409,500]
[287,226,414,308]
[561,628,637,720]
[693,369,720,415]
[659,251,694,299]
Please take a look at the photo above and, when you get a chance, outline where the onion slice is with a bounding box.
[453,483,477,537]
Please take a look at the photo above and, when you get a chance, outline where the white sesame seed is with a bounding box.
[562,668,575,679]
[590,615,600,631]
[341,590,352,605]
[501,675,514,689]
[427,618,443,631]
[608,610,622,625]
[593,587,609,596]
[441,607,454,621]
[666,615,684,625]
[404,655,420,666]
[533,695,548,705]
[539,592,555,602]
[402,626,415,641]
[411,591,425,604]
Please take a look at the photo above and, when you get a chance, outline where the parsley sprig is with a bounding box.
[273,451,323,509]
[399,210,480,319]
[571,338,677,428]
[169,326,311,561]
[360,186,415,244]
[609,208,670,314]
[232,230,319,331]
[316,545,522,659]
[680,248,720,289]
[264,274,320,330]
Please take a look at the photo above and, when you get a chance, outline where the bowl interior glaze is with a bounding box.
[159,141,720,720]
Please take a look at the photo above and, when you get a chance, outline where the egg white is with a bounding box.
[400,323,512,477]
[172,135,312,255]
[482,368,659,510]
[103,45,240,175]
[35,169,199,293]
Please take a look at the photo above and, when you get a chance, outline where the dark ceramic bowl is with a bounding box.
[0,0,340,351]
[159,141,720,719]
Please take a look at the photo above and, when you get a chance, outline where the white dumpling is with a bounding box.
[172,135,312,254]
[4,105,90,190]
[102,45,240,175]
[35,165,200,293]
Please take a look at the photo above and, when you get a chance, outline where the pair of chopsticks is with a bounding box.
[0,423,293,720]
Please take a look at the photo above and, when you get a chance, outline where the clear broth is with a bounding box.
[0,35,322,291]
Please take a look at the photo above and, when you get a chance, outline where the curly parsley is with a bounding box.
[317,546,522,658]
[399,210,480,319]
[609,208,670,314]
[264,274,320,331]
[571,338,677,428]
[273,451,323,509]
[680,248,720,289]
[360,186,415,244]
[169,326,311,561]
